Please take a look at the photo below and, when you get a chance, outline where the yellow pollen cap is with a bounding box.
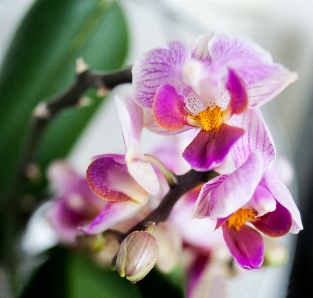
[227,208,258,231]
[189,105,225,131]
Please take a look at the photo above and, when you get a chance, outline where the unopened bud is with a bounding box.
[116,230,159,283]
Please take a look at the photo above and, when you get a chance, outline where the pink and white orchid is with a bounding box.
[46,161,106,245]
[133,33,297,171]
[192,109,302,269]
[80,97,160,234]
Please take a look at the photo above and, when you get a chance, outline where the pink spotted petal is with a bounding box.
[222,224,264,269]
[182,124,244,171]
[226,69,248,115]
[86,156,148,203]
[252,201,292,237]
[191,175,228,219]
[115,95,144,147]
[264,166,303,233]
[209,152,264,219]
[79,200,147,235]
[250,185,276,217]
[248,69,298,108]
[126,137,160,195]
[153,84,188,130]
[209,34,280,85]
[133,41,188,108]
[230,109,275,169]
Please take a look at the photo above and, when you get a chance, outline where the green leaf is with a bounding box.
[68,251,143,298]
[0,0,128,196]
[20,247,143,298]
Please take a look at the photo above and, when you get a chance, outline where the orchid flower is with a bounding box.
[46,161,105,245]
[80,96,160,235]
[133,33,297,171]
[191,109,302,269]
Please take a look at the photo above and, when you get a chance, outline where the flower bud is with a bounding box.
[116,230,159,283]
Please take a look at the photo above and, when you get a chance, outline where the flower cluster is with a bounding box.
[47,33,302,293]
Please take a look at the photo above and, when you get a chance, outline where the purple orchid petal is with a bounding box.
[86,156,148,203]
[125,137,160,195]
[186,254,210,298]
[115,95,144,147]
[209,152,264,219]
[250,185,276,217]
[153,84,188,130]
[191,175,228,219]
[190,33,213,60]
[222,224,264,269]
[264,166,303,233]
[230,109,275,169]
[226,69,248,115]
[79,200,147,235]
[133,41,188,108]
[209,34,280,85]
[182,123,245,171]
[252,201,292,237]
[248,69,298,108]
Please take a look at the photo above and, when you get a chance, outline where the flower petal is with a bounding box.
[209,34,280,85]
[222,224,264,269]
[248,69,298,108]
[250,185,276,217]
[153,84,188,130]
[191,175,228,219]
[230,109,275,169]
[115,95,144,147]
[182,124,244,171]
[87,156,148,203]
[209,151,264,219]
[264,166,303,233]
[252,201,292,237]
[226,69,248,115]
[79,200,146,235]
[133,41,188,108]
[126,137,160,195]
[190,33,214,60]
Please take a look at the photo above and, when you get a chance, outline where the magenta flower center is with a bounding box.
[227,208,258,231]
[188,104,226,131]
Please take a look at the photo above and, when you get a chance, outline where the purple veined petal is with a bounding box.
[87,156,148,203]
[191,175,228,219]
[208,34,280,85]
[209,151,264,219]
[182,123,245,171]
[222,224,264,270]
[133,41,188,109]
[189,32,214,60]
[230,109,276,169]
[153,84,189,130]
[248,69,298,108]
[252,201,292,237]
[115,95,144,147]
[226,69,248,115]
[79,200,147,235]
[264,166,303,233]
[144,108,192,135]
[250,185,276,217]
[125,137,160,195]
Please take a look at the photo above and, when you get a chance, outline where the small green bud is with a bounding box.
[116,230,159,283]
